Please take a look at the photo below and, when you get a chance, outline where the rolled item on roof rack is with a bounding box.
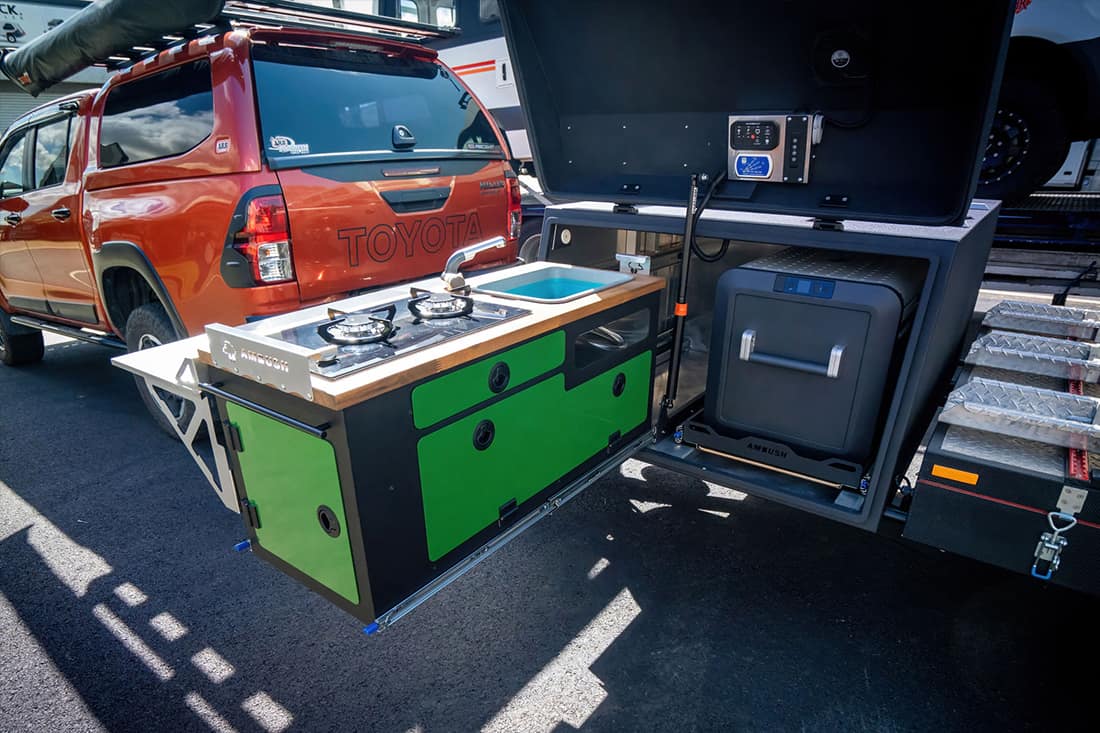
[0,0,225,97]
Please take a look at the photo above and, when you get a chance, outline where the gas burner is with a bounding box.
[319,304,397,345]
[408,287,474,320]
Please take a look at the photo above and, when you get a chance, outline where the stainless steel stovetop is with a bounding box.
[269,289,530,379]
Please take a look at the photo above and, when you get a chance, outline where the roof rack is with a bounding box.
[222,0,458,41]
[2,0,459,96]
[99,1,459,70]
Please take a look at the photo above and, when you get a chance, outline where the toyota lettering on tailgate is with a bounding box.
[338,213,484,266]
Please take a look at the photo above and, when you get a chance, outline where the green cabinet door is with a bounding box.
[417,350,652,561]
[227,403,359,604]
[412,331,565,429]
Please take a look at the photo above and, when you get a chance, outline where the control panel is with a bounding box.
[772,274,835,299]
[728,114,820,185]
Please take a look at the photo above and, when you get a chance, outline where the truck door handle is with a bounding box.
[739,329,845,379]
[51,207,71,221]
[4,213,21,225]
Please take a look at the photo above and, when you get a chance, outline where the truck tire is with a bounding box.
[124,302,193,438]
[0,310,44,366]
[518,217,543,263]
[977,76,1071,204]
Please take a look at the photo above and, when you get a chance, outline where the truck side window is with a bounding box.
[479,0,499,22]
[33,116,71,189]
[0,130,28,198]
[99,59,214,168]
[399,0,419,21]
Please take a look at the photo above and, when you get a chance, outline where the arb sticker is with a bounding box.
[215,138,231,154]
[269,135,310,155]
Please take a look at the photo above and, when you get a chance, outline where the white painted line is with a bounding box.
[619,458,649,482]
[114,583,148,607]
[705,482,748,501]
[91,603,174,681]
[185,692,240,733]
[586,558,610,580]
[191,647,235,684]
[241,692,294,733]
[699,508,731,519]
[483,588,642,732]
[628,499,671,513]
[149,612,188,642]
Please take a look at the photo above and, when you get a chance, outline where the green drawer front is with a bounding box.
[227,403,359,605]
[411,331,565,429]
[417,350,652,561]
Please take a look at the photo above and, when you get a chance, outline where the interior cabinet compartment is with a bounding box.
[699,248,925,471]
[206,290,660,626]
[573,308,651,370]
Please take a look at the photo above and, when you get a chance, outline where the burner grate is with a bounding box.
[319,304,397,345]
[408,287,475,320]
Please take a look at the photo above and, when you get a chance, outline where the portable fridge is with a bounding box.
[704,248,925,467]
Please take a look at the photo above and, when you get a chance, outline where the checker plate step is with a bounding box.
[965,330,1100,382]
[983,300,1100,340]
[941,377,1100,451]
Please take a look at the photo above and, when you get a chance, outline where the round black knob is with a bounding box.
[488,361,511,393]
[473,419,496,451]
[317,505,341,537]
[612,372,627,397]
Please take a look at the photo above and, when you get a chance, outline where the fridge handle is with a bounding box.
[739,329,844,379]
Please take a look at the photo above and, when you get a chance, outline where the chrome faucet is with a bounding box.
[441,236,506,291]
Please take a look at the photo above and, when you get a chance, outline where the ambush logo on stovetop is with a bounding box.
[338,212,485,266]
[239,348,290,374]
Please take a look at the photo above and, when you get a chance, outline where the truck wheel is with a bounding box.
[977,77,1071,204]
[518,217,543,262]
[0,310,44,366]
[125,302,193,438]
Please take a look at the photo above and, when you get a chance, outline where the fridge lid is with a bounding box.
[498,0,1016,226]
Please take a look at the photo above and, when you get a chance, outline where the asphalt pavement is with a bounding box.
[1,335,1097,733]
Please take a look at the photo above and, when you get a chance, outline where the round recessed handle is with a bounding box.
[317,505,341,537]
[612,372,627,397]
[488,361,511,394]
[473,419,496,451]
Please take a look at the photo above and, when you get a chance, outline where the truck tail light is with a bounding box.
[236,195,295,284]
[506,176,522,243]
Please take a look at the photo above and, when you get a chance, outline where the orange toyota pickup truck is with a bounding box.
[0,25,520,432]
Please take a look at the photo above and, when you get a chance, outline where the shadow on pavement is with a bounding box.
[1,340,1097,732]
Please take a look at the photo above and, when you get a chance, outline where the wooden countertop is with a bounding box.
[197,262,664,411]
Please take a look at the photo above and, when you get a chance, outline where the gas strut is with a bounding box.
[660,172,705,425]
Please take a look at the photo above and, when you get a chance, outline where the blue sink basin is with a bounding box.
[473,266,632,303]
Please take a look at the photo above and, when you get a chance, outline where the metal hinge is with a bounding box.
[812,217,844,231]
[224,422,244,453]
[240,499,261,530]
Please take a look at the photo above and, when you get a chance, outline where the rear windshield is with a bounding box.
[251,46,502,161]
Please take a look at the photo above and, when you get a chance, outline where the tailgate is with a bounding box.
[250,41,515,301]
[276,160,514,300]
